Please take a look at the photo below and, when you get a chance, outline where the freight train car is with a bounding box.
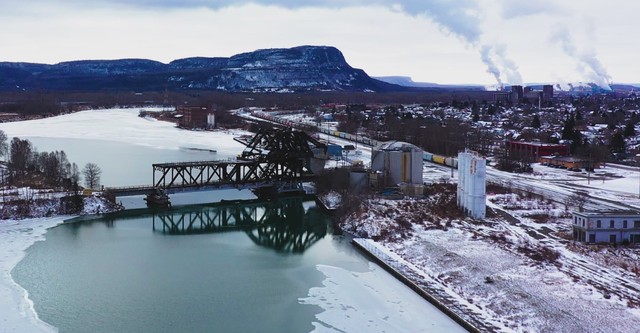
[423,152,458,168]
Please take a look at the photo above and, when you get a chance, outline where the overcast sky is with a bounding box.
[0,0,637,86]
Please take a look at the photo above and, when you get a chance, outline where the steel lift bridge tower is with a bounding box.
[233,127,328,196]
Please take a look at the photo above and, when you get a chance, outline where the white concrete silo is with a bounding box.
[457,151,486,219]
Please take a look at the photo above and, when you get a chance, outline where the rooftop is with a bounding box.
[573,211,640,217]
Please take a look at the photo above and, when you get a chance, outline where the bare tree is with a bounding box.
[9,137,33,180]
[0,130,7,159]
[82,163,102,190]
[565,192,589,212]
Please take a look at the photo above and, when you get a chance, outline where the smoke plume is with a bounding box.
[480,45,503,87]
[550,24,612,90]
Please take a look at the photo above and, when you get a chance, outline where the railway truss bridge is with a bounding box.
[104,128,327,206]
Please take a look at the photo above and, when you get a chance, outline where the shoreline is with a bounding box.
[351,238,500,333]
[0,217,70,333]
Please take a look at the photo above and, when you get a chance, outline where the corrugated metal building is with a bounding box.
[370,141,423,187]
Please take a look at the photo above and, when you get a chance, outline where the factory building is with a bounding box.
[178,106,216,129]
[370,141,423,187]
[457,151,486,219]
[542,85,554,102]
[493,84,554,105]
[511,85,524,104]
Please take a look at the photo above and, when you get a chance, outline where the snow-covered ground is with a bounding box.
[300,263,465,333]
[341,161,640,332]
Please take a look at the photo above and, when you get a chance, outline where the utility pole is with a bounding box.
[636,154,640,199]
[587,153,591,185]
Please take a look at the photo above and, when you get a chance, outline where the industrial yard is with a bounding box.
[239,104,640,332]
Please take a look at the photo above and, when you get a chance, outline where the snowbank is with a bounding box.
[0,217,66,333]
[299,264,465,333]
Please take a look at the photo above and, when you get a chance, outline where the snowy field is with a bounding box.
[346,161,640,332]
[0,108,465,333]
[342,191,640,332]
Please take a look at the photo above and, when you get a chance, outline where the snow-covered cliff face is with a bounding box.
[0,46,400,92]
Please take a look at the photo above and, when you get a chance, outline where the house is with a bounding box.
[572,211,640,244]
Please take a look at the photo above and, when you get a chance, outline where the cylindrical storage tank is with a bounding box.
[457,151,486,219]
[371,141,423,187]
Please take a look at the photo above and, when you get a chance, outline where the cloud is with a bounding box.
[1,0,629,85]
[498,0,564,19]
[20,0,483,44]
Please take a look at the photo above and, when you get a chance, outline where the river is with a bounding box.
[3,109,466,333]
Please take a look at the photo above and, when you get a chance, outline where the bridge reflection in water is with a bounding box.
[152,197,327,253]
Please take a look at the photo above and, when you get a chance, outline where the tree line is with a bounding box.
[0,130,102,191]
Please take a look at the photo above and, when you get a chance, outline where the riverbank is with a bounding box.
[0,193,122,332]
[351,238,494,332]
[340,191,640,333]
[0,217,65,333]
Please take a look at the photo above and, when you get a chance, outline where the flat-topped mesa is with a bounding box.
[0,46,404,92]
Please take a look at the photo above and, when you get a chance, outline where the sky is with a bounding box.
[0,0,638,87]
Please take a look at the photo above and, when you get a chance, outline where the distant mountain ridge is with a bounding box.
[374,76,485,90]
[0,46,405,93]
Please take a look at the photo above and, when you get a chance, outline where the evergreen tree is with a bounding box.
[560,114,583,153]
[575,109,583,121]
[623,122,636,137]
[609,131,626,154]
[531,114,541,129]
[561,115,576,140]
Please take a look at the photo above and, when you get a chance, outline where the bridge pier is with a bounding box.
[144,188,171,208]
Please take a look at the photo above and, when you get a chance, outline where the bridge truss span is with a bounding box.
[152,159,314,190]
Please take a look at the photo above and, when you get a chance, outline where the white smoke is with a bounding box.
[480,45,503,87]
[550,24,612,90]
[389,0,522,87]
[479,44,523,87]
[493,44,523,85]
